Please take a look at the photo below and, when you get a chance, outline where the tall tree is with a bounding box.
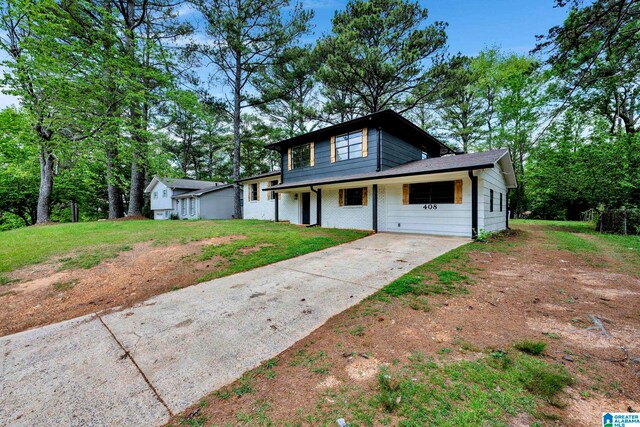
[192,0,312,218]
[254,45,319,137]
[317,0,447,119]
[537,0,639,134]
[0,0,93,223]
[435,55,485,152]
[494,55,546,215]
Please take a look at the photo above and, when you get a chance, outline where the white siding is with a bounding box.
[321,186,373,230]
[243,179,279,220]
[276,191,317,225]
[279,193,299,224]
[150,181,173,210]
[379,173,473,237]
[479,165,508,233]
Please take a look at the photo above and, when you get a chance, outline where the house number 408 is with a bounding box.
[423,204,438,210]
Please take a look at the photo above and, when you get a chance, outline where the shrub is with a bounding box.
[514,340,547,355]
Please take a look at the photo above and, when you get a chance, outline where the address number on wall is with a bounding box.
[423,204,438,210]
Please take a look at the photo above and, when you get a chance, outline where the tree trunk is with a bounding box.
[37,148,55,224]
[106,142,124,219]
[232,52,243,219]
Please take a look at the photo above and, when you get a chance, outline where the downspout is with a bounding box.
[468,169,478,240]
[308,185,321,227]
[372,184,378,232]
[376,127,382,172]
[505,188,510,230]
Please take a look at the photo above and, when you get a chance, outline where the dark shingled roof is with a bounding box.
[267,149,511,191]
[237,170,281,183]
[173,183,233,198]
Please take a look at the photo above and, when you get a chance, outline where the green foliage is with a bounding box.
[513,340,547,356]
[316,0,447,117]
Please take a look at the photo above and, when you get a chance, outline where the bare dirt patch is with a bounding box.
[172,224,640,425]
[0,235,244,336]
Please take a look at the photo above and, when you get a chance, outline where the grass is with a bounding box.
[214,352,572,426]
[53,280,77,292]
[512,219,640,272]
[0,219,367,276]
[514,340,547,356]
[380,242,478,299]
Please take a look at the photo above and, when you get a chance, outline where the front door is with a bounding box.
[301,192,311,225]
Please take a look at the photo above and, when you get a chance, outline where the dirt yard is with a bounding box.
[168,222,640,426]
[0,236,243,336]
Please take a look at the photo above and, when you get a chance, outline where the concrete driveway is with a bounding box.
[0,233,467,427]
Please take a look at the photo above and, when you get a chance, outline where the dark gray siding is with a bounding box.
[380,131,422,170]
[282,127,380,183]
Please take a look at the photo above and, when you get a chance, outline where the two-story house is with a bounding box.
[241,110,516,238]
[144,177,234,220]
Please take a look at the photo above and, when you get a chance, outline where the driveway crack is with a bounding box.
[280,267,382,291]
[96,314,173,417]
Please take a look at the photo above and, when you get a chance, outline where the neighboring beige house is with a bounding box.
[144,177,235,220]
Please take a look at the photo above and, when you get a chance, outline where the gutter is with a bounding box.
[307,185,321,227]
[265,163,495,192]
[468,169,478,240]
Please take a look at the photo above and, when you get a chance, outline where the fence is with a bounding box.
[596,208,640,235]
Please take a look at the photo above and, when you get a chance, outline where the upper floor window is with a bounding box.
[249,183,259,201]
[162,189,167,198]
[153,191,158,199]
[335,130,362,161]
[292,144,311,169]
[408,181,455,204]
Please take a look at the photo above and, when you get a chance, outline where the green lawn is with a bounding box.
[0,219,368,276]
[511,219,640,271]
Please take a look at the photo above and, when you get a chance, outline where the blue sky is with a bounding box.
[308,0,568,56]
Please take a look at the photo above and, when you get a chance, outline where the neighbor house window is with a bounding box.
[162,189,167,198]
[339,187,368,207]
[164,210,170,218]
[291,144,311,169]
[490,189,494,212]
[500,193,503,212]
[189,198,195,215]
[181,200,186,216]
[153,191,158,199]
[335,130,362,161]
[249,183,258,201]
[408,181,455,204]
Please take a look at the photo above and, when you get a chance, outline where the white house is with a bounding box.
[239,110,517,238]
[144,177,235,220]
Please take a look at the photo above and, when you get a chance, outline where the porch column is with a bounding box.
[316,189,322,226]
[274,192,279,222]
[372,184,378,232]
